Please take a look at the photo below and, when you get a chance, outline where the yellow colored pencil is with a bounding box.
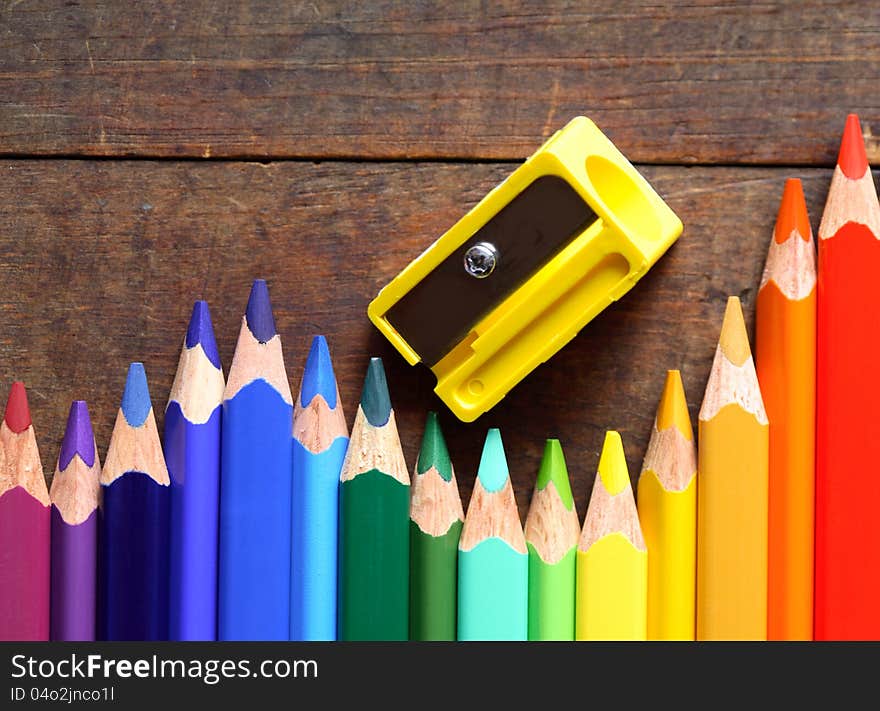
[638,370,696,641]
[576,431,646,641]
[697,296,769,640]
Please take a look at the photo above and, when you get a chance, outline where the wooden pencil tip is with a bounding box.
[838,113,869,179]
[300,335,338,409]
[774,178,811,243]
[360,357,392,427]
[718,296,752,366]
[477,428,510,493]
[245,278,277,343]
[185,300,222,370]
[535,438,574,510]
[417,411,452,481]
[655,370,693,440]
[58,400,95,469]
[597,431,629,496]
[120,362,152,428]
[3,381,31,433]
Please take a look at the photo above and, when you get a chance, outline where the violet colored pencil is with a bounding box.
[50,401,101,641]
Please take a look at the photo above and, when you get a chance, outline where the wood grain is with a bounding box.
[1,1,878,163]
[0,158,833,519]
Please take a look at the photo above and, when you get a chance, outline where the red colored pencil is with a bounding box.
[0,382,50,640]
[815,114,880,639]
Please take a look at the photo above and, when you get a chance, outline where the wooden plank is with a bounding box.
[0,159,830,518]
[1,1,878,162]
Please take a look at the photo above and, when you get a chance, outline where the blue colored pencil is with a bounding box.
[165,301,225,640]
[99,363,170,641]
[291,335,349,640]
[219,279,294,640]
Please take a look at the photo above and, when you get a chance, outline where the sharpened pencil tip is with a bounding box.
[4,381,31,433]
[417,411,453,481]
[656,370,693,440]
[185,300,222,370]
[59,400,95,469]
[719,296,752,367]
[360,357,392,427]
[838,114,869,179]
[774,179,811,244]
[245,279,277,343]
[120,362,152,428]
[535,438,574,510]
[597,431,630,496]
[301,335,338,409]
[477,428,509,493]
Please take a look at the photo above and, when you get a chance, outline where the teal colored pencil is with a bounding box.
[457,429,527,640]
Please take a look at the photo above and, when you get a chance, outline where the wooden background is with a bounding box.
[0,1,868,519]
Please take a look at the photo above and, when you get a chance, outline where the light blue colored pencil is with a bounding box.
[290,335,349,640]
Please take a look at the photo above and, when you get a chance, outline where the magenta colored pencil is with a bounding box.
[0,382,50,641]
[50,401,101,641]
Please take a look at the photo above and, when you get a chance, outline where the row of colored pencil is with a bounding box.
[0,114,875,641]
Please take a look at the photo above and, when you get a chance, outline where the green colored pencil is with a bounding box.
[409,412,464,641]
[337,358,410,640]
[524,439,580,640]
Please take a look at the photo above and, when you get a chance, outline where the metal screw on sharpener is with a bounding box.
[464,242,498,279]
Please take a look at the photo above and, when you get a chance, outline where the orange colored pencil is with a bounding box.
[756,179,816,640]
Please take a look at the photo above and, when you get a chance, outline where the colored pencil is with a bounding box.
[99,363,171,640]
[291,335,349,641]
[576,431,646,641]
[219,279,294,640]
[524,439,579,641]
[756,178,816,641]
[338,358,410,640]
[409,411,464,641]
[697,296,768,640]
[458,428,527,641]
[166,300,225,641]
[815,115,880,640]
[50,401,101,641]
[637,370,696,641]
[0,382,50,641]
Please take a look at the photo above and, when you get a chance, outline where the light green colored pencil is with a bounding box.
[525,439,579,640]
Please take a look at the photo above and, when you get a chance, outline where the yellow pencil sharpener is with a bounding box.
[368,116,683,422]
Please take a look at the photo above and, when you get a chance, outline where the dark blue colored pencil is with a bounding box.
[99,363,170,641]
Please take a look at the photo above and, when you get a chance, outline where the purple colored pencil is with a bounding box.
[49,401,101,641]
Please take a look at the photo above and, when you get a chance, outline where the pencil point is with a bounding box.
[838,114,869,180]
[417,411,452,481]
[535,439,573,510]
[301,335,338,409]
[774,179,811,243]
[245,279,277,343]
[120,362,152,427]
[185,300,221,370]
[477,428,509,493]
[59,400,95,469]
[360,357,391,427]
[719,296,752,367]
[4,381,31,433]
[597,431,630,496]
[656,370,693,440]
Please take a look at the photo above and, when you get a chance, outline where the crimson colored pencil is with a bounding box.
[0,382,50,640]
